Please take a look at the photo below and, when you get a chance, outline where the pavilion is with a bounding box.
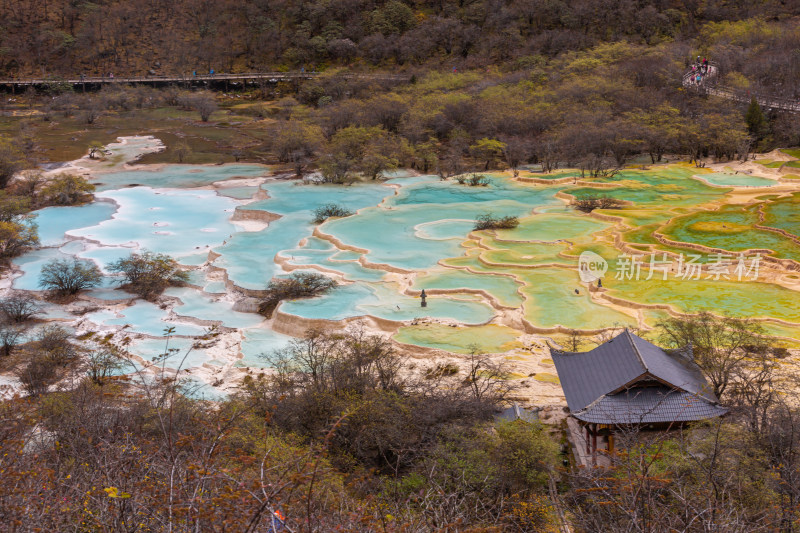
[551,329,727,465]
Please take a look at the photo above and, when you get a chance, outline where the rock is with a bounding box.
[148,69,156,75]
[232,298,260,313]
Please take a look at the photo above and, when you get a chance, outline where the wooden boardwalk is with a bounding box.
[0,71,409,89]
[682,63,800,114]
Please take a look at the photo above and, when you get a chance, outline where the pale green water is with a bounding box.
[696,173,777,188]
[215,186,260,199]
[494,213,610,242]
[394,324,522,353]
[514,268,637,330]
[412,268,523,307]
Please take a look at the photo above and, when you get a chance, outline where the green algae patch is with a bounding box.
[564,165,728,209]
[689,220,752,233]
[394,323,523,353]
[759,193,800,237]
[605,277,800,323]
[759,323,800,344]
[660,204,800,261]
[534,372,560,384]
[781,149,800,159]
[755,160,785,168]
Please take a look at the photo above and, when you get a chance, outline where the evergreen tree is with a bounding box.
[745,97,768,140]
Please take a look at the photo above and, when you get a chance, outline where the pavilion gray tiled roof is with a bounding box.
[551,330,726,425]
[572,386,728,424]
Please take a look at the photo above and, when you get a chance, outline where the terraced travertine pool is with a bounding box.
[9,138,800,393]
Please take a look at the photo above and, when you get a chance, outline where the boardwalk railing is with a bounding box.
[0,71,409,88]
[682,62,800,114]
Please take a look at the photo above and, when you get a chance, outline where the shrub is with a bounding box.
[312,203,354,224]
[16,325,78,395]
[16,355,57,396]
[454,174,491,186]
[39,174,95,206]
[39,258,102,296]
[258,272,337,318]
[468,173,490,186]
[0,192,38,258]
[425,362,460,379]
[108,251,189,299]
[86,346,124,385]
[0,136,25,189]
[0,323,23,356]
[474,213,519,231]
[572,195,625,213]
[0,293,42,323]
[188,92,218,121]
[88,141,104,159]
[30,324,77,365]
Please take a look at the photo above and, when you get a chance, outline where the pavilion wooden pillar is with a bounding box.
[591,424,598,466]
[585,425,591,456]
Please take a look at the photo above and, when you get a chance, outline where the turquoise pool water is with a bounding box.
[85,300,208,337]
[238,328,294,367]
[94,163,268,190]
[36,202,118,246]
[280,279,495,324]
[164,287,265,329]
[70,187,240,260]
[321,176,561,271]
[212,181,392,289]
